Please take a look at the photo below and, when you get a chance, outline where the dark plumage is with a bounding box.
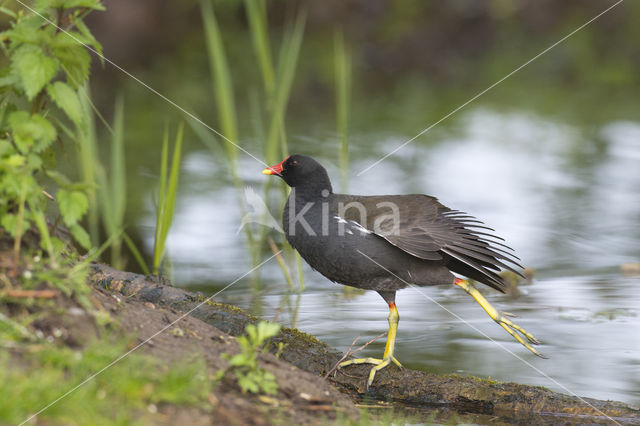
[262,154,542,388]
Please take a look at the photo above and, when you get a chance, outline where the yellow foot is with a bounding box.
[339,356,403,389]
[492,309,546,358]
[455,278,546,358]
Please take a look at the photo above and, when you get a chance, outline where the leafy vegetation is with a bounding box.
[0,0,106,298]
[0,338,211,424]
[0,4,202,421]
[216,320,281,395]
[0,0,187,285]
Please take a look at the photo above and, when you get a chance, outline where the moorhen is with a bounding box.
[263,154,543,388]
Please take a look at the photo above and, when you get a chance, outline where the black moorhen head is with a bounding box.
[263,154,544,389]
[262,154,331,189]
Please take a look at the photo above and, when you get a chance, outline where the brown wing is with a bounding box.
[339,194,523,292]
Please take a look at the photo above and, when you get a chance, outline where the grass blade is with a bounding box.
[245,0,275,95]
[334,29,352,192]
[265,8,306,164]
[122,232,151,275]
[164,124,183,240]
[295,251,305,291]
[76,85,100,247]
[110,96,126,235]
[200,0,239,160]
[152,124,183,275]
[108,96,126,268]
[268,237,294,291]
[153,128,169,273]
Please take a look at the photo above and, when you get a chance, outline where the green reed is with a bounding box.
[200,0,264,289]
[334,29,352,193]
[76,91,149,274]
[244,1,307,291]
[76,86,100,248]
[101,97,126,269]
[199,0,308,292]
[152,124,183,275]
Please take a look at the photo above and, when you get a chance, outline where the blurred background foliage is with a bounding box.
[14,0,633,271]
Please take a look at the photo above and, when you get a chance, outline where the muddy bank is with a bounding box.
[90,263,640,424]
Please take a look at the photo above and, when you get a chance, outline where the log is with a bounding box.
[89,263,640,424]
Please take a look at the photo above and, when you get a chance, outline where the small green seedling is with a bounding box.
[216,321,281,395]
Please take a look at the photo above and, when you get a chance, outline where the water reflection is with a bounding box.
[143,108,640,405]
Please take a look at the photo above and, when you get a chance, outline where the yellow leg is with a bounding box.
[454,278,546,358]
[339,302,403,388]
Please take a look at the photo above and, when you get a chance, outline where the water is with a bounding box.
[143,108,640,406]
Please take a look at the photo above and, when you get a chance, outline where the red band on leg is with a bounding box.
[388,302,396,309]
[454,278,465,285]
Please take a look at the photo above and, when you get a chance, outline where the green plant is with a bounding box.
[334,28,352,193]
[199,1,307,293]
[217,320,281,395]
[200,0,262,287]
[0,338,212,424]
[248,4,307,292]
[0,0,103,288]
[73,86,150,274]
[96,96,126,269]
[152,124,183,275]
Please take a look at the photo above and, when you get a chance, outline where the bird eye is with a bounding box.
[291,160,297,166]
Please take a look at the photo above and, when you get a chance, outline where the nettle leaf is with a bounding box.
[0,140,14,156]
[26,153,43,171]
[0,173,37,199]
[0,102,16,129]
[0,70,20,89]
[1,15,44,46]
[7,110,29,126]
[51,30,92,49]
[57,188,88,226]
[8,111,32,152]
[74,20,103,61]
[0,174,16,198]
[1,213,19,237]
[47,81,83,126]
[8,111,57,153]
[53,43,91,88]
[30,115,57,152]
[43,0,105,10]
[5,154,26,168]
[11,44,60,100]
[33,0,51,12]
[70,0,106,10]
[70,223,91,250]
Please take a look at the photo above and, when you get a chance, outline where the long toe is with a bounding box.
[339,357,383,369]
[365,356,403,389]
[496,316,546,357]
[455,279,545,358]
[392,356,403,368]
[366,359,390,390]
